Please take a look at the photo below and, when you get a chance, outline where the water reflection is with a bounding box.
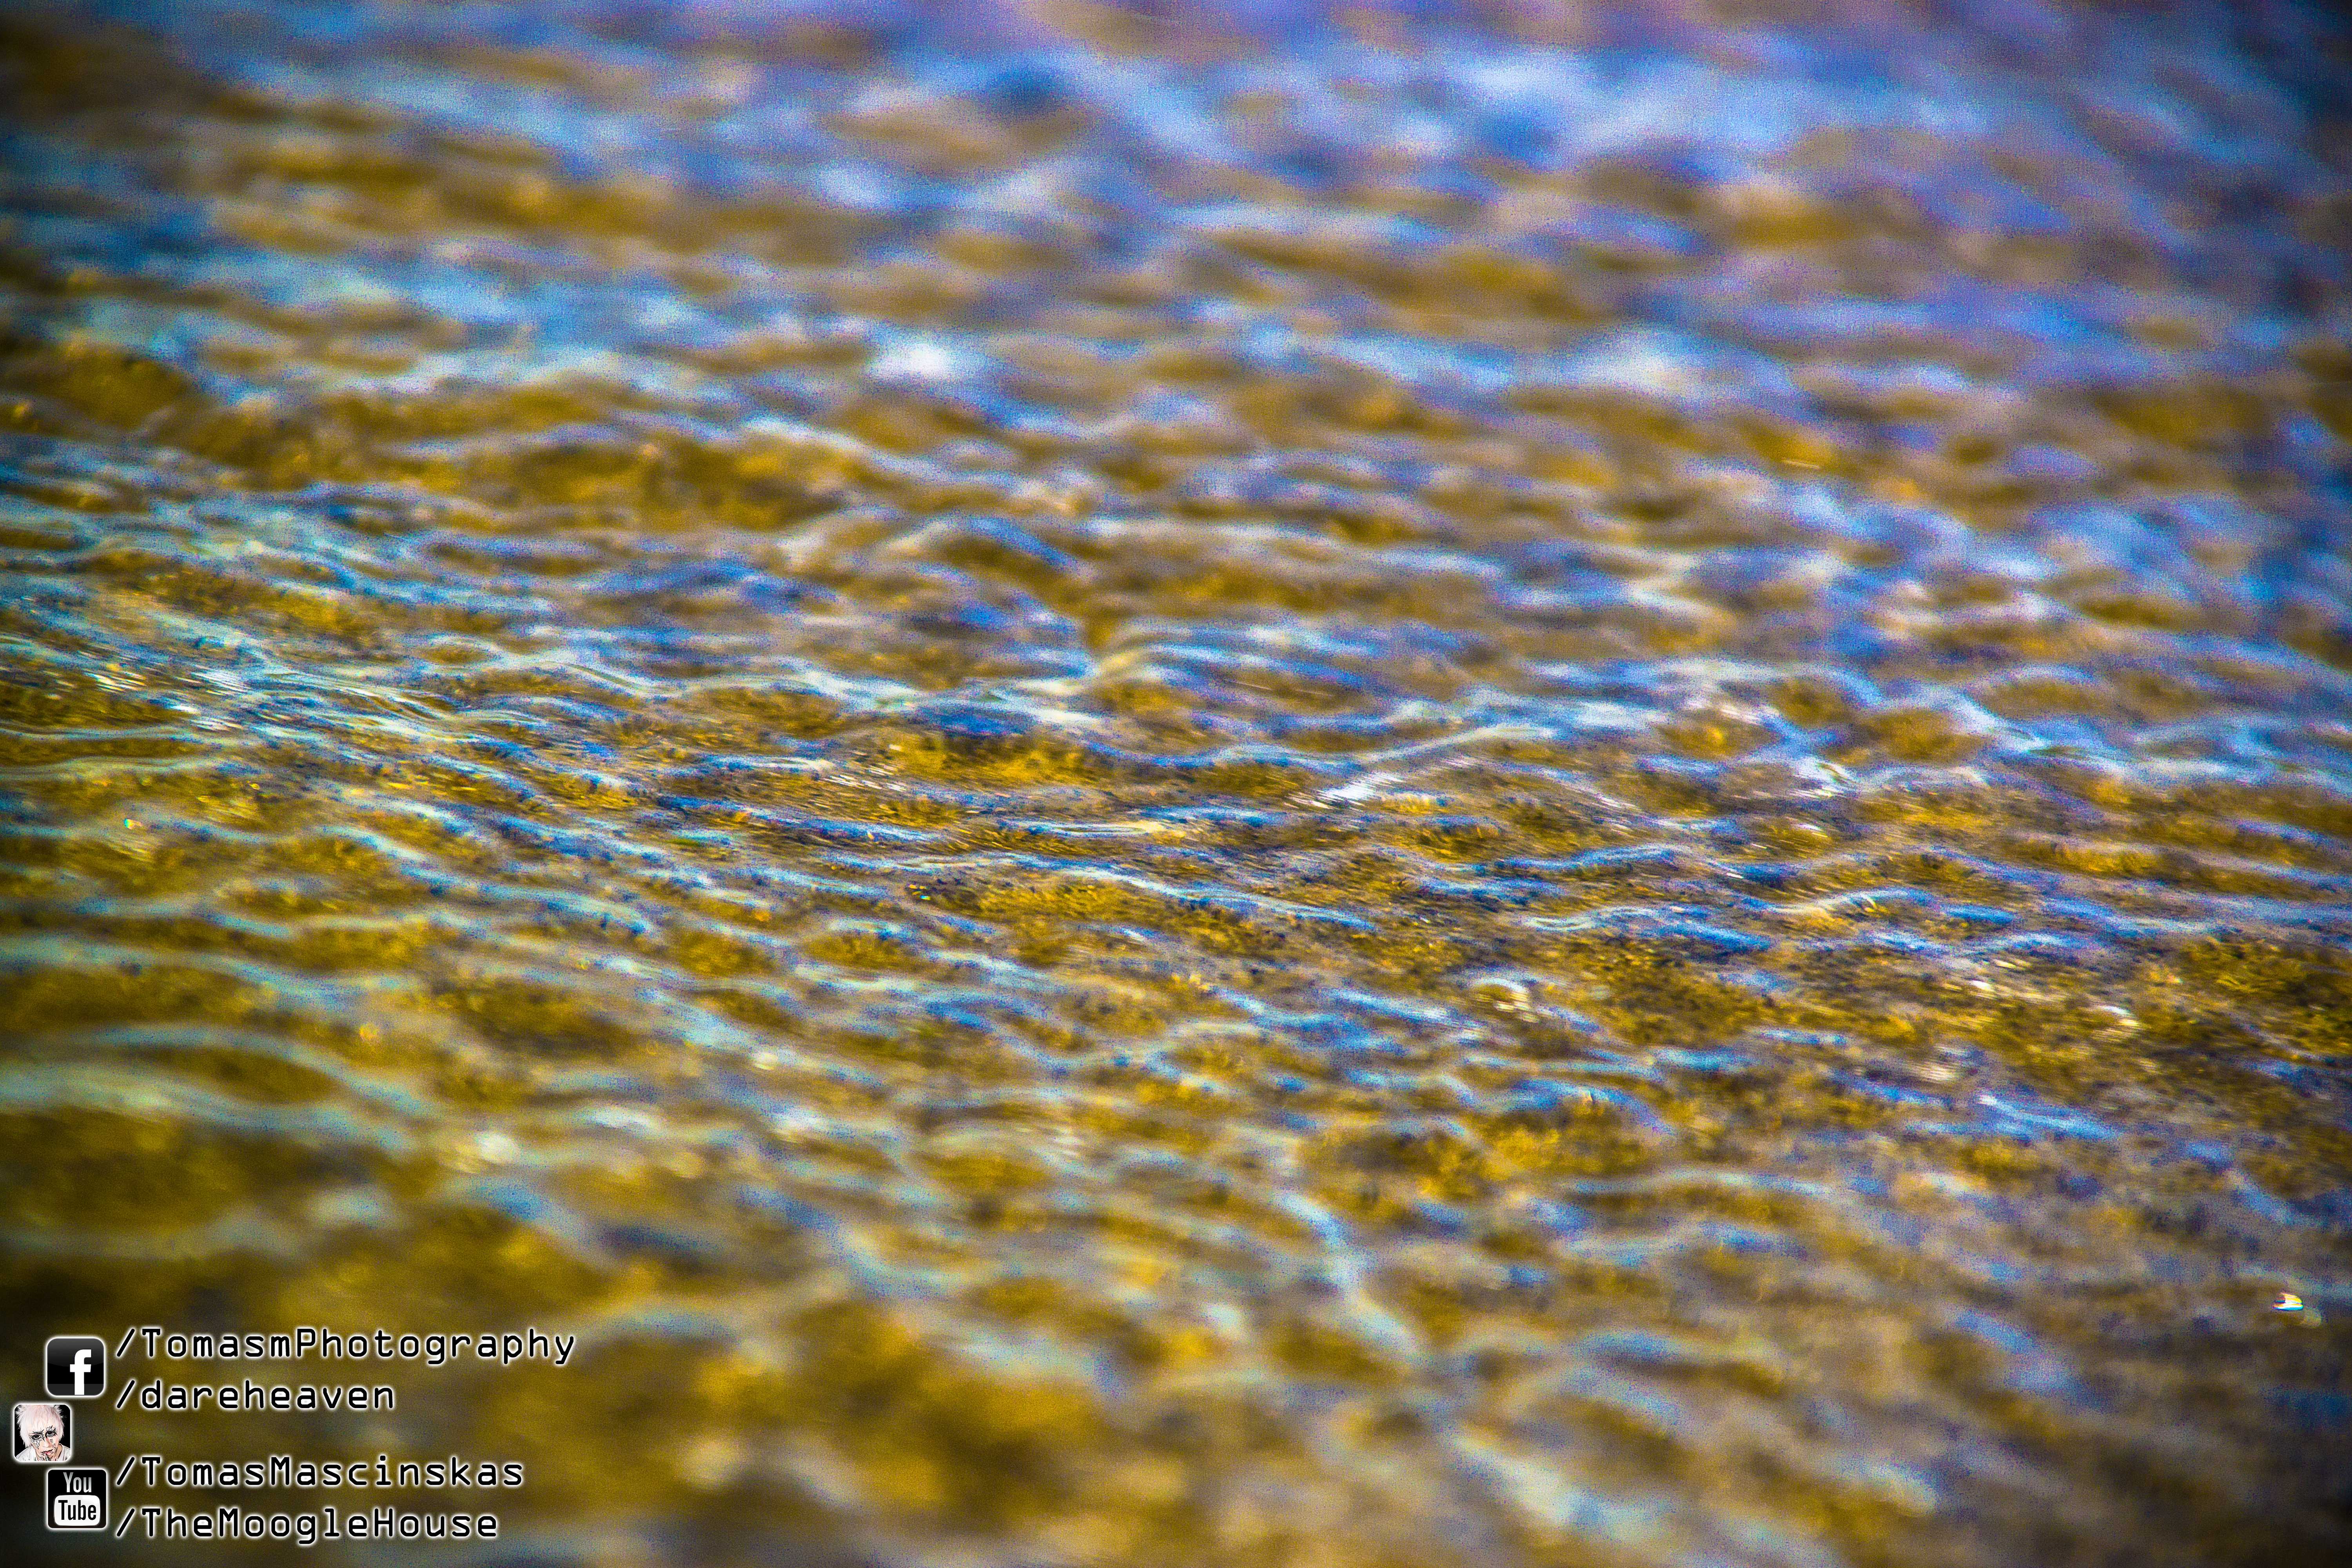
[2,3,2348,1565]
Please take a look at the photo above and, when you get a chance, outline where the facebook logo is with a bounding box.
[44,1337,105,1400]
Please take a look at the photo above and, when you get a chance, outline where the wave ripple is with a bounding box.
[3,4,2349,1566]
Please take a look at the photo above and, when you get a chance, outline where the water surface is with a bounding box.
[3,2,2350,1564]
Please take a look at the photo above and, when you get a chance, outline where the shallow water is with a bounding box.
[2,2,2349,1564]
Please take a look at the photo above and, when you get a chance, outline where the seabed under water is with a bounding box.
[1,3,2348,1565]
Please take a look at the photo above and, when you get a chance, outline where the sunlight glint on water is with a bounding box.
[1,3,2348,1565]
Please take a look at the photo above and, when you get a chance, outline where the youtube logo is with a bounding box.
[46,1467,107,1531]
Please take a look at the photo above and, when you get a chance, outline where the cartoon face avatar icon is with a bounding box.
[14,1403,70,1464]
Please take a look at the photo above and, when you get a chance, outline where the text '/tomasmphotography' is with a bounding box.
[114,1326,578,1367]
[108,1325,577,1413]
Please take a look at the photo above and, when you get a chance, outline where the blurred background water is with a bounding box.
[2,2,2349,1564]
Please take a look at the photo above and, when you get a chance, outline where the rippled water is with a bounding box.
[4,2,2350,1563]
